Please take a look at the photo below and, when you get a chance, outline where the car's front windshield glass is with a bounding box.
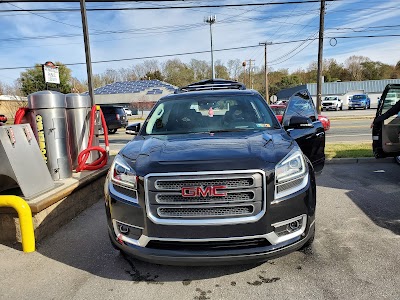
[352,95,366,100]
[324,97,337,100]
[143,94,278,135]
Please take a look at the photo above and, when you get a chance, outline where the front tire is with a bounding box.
[395,156,400,165]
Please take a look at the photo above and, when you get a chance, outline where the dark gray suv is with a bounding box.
[104,79,325,265]
[100,105,128,134]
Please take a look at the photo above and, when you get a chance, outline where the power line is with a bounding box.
[1,1,82,30]
[0,0,342,12]
[1,33,398,71]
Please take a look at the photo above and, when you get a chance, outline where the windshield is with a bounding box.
[324,96,338,101]
[270,106,286,116]
[143,94,278,135]
[352,95,366,100]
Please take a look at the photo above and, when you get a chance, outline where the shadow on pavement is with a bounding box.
[317,162,400,235]
[36,201,261,283]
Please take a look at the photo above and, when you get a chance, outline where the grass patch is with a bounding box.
[325,142,373,159]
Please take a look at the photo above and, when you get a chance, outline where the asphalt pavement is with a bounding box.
[1,162,399,300]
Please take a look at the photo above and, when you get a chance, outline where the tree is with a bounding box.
[145,70,164,81]
[162,59,194,87]
[71,77,87,93]
[18,62,73,96]
[345,55,370,81]
[215,60,229,79]
[189,59,210,81]
[227,59,242,81]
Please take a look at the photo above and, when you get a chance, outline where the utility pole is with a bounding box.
[79,0,94,106]
[259,42,272,103]
[204,15,216,79]
[316,0,326,114]
[242,61,247,86]
[246,59,255,89]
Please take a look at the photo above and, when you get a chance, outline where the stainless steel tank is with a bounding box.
[65,93,99,169]
[28,91,72,180]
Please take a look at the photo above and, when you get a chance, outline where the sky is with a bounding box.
[0,0,399,85]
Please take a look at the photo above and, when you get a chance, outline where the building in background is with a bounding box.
[86,80,177,115]
[276,79,400,109]
[0,95,27,120]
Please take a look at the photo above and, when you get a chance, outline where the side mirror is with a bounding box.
[284,116,314,130]
[126,122,141,135]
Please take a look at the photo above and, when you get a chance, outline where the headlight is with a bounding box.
[110,154,137,190]
[275,149,308,200]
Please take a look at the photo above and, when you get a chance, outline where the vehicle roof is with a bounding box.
[100,104,124,108]
[161,88,261,100]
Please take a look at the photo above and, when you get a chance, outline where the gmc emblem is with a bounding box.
[181,185,227,197]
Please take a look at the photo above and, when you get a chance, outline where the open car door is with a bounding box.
[282,90,325,173]
[372,84,400,159]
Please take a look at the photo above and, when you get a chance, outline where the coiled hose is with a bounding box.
[76,105,109,172]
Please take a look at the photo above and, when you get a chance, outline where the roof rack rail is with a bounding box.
[175,79,246,93]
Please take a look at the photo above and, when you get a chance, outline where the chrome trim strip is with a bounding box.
[109,182,139,204]
[114,219,144,230]
[156,204,255,218]
[114,214,308,247]
[144,169,266,226]
[112,219,148,247]
[265,214,307,245]
[273,173,309,202]
[154,175,256,191]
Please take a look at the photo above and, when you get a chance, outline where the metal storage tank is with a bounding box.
[65,93,99,169]
[27,91,72,180]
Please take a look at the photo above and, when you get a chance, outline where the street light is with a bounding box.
[204,15,216,79]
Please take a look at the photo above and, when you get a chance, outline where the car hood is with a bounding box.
[120,130,295,175]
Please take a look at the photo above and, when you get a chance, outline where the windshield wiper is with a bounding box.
[209,128,251,133]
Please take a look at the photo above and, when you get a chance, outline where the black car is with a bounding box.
[104,79,325,265]
[100,105,128,134]
[372,84,400,165]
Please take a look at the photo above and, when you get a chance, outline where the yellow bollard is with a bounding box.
[0,195,35,253]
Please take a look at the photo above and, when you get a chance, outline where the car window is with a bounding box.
[101,106,113,114]
[143,94,278,135]
[352,95,366,100]
[116,108,125,115]
[282,90,317,125]
[270,106,286,116]
[382,88,400,114]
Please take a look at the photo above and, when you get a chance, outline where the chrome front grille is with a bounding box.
[158,205,254,218]
[145,170,265,225]
[155,178,253,190]
[155,191,255,204]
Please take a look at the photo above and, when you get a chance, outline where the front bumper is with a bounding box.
[348,102,366,108]
[108,221,315,266]
[322,104,337,110]
[105,167,317,265]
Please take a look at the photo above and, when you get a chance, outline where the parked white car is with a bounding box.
[322,96,343,111]
[123,107,133,116]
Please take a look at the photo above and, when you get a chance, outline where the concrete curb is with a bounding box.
[325,157,394,164]
[328,116,374,121]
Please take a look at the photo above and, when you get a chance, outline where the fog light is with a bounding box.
[119,225,130,234]
[288,220,301,232]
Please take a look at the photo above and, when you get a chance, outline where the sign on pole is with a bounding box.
[42,61,60,85]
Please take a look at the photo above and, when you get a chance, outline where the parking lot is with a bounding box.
[1,162,399,300]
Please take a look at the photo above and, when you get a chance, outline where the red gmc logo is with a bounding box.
[181,185,227,197]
